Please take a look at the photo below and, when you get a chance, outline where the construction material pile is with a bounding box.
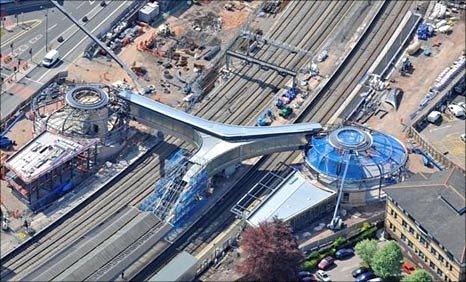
[417,23,434,40]
[432,55,465,92]
[192,11,223,32]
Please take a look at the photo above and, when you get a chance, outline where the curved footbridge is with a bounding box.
[118,90,322,178]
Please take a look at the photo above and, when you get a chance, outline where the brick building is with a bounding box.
[384,169,465,282]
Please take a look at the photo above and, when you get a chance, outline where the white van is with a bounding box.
[448,104,465,118]
[42,49,59,68]
[427,111,442,124]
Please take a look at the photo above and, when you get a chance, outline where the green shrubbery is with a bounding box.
[301,223,379,271]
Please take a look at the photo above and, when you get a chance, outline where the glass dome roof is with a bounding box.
[305,126,407,181]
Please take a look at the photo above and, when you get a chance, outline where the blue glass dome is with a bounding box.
[305,126,407,182]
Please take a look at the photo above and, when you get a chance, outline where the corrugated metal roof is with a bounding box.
[148,251,198,282]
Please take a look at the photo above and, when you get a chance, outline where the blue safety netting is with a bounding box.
[171,169,208,228]
[305,127,407,181]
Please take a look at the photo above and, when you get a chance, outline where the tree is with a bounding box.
[355,239,378,267]
[371,241,403,279]
[402,269,433,282]
[237,218,304,281]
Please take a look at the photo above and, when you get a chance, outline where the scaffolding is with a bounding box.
[4,131,98,211]
[139,149,210,229]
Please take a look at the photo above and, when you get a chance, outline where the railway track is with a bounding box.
[180,0,414,262]
[0,1,356,280]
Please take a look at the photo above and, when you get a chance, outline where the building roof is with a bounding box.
[5,131,96,183]
[247,171,336,226]
[148,251,198,282]
[384,169,466,264]
[305,126,407,181]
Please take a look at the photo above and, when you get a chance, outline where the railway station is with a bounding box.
[0,1,465,282]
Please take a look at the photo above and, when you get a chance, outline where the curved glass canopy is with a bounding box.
[305,126,407,181]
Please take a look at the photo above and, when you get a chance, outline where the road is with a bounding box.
[0,0,133,120]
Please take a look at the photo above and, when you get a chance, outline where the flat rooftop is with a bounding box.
[5,131,95,184]
[247,171,336,227]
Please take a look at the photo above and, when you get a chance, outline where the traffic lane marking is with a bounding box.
[0,20,41,48]
[77,2,86,10]
[37,1,128,81]
[48,23,58,32]
[24,2,105,65]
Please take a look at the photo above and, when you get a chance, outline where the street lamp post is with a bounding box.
[45,9,49,52]
[40,6,49,52]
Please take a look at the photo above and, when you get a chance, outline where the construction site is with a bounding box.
[68,0,263,109]
[0,0,464,281]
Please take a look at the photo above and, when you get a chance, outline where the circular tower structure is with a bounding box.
[33,84,129,160]
[304,125,408,205]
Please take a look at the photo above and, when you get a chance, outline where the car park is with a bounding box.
[355,271,376,282]
[315,270,331,282]
[318,256,335,270]
[335,248,354,259]
[352,267,371,278]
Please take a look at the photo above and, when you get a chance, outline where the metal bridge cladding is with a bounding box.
[118,90,322,143]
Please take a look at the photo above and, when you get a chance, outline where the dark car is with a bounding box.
[302,275,317,282]
[352,267,370,278]
[335,248,354,259]
[298,271,312,279]
[318,256,335,270]
[355,271,376,282]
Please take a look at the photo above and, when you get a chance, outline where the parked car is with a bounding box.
[315,270,331,282]
[402,261,416,274]
[302,275,318,282]
[355,271,376,282]
[352,267,371,278]
[298,271,312,279]
[460,133,466,142]
[368,278,383,282]
[318,256,335,270]
[335,248,354,259]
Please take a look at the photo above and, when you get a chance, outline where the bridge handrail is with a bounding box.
[119,90,322,141]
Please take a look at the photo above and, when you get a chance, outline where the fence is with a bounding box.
[300,213,385,253]
[408,127,464,174]
[194,220,247,278]
[0,71,68,127]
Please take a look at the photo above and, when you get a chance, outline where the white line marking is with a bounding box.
[89,0,95,5]
[77,2,86,9]
[48,23,58,32]
[22,76,45,85]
